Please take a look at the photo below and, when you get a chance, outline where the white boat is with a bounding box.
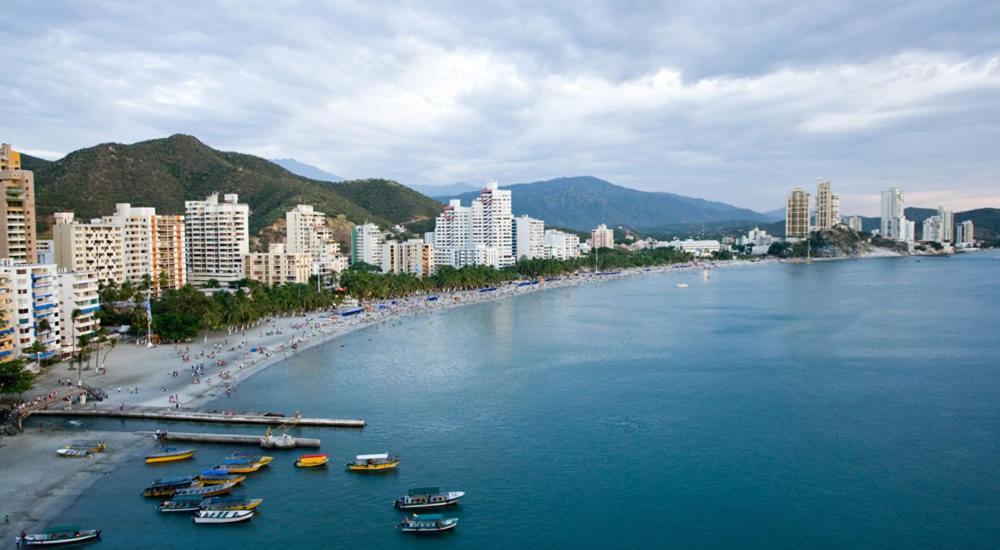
[395,488,465,510]
[192,510,254,524]
[56,448,92,458]
[675,283,689,288]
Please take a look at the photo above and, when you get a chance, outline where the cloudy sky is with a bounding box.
[2,1,999,214]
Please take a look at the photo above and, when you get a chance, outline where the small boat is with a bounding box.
[67,440,107,453]
[675,283,689,288]
[201,496,264,511]
[394,487,465,510]
[20,525,101,546]
[56,448,91,459]
[346,453,399,472]
[192,510,254,524]
[218,456,273,473]
[197,469,246,485]
[174,480,238,498]
[295,454,329,468]
[145,447,195,464]
[157,495,204,513]
[142,476,198,497]
[398,514,458,533]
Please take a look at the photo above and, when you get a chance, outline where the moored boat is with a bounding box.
[19,526,101,546]
[201,496,264,511]
[174,480,238,498]
[218,455,273,473]
[197,469,246,485]
[142,475,198,497]
[346,453,399,472]
[56,448,91,458]
[394,487,465,510]
[157,495,204,513]
[295,453,329,468]
[67,440,107,453]
[192,510,254,524]
[145,447,195,464]
[398,514,458,534]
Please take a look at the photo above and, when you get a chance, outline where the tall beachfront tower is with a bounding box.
[433,200,474,268]
[287,204,346,284]
[52,212,126,285]
[956,220,974,244]
[815,180,840,230]
[350,222,383,267]
[0,144,37,263]
[472,181,514,268]
[880,187,905,239]
[513,215,545,260]
[590,224,615,249]
[184,193,249,286]
[937,207,954,243]
[785,187,810,239]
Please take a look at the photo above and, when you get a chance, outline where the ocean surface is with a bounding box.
[42,254,1000,548]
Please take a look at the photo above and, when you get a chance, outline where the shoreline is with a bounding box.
[0,251,913,538]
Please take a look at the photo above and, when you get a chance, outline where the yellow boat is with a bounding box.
[295,454,329,468]
[346,453,399,472]
[201,496,264,511]
[218,456,273,474]
[145,448,195,464]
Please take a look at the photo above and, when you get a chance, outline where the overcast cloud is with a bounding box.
[2,0,999,214]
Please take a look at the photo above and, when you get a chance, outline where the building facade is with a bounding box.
[185,193,249,286]
[471,181,514,268]
[0,260,61,369]
[350,223,383,268]
[153,215,186,292]
[922,215,943,242]
[433,200,475,267]
[57,270,99,353]
[848,216,863,233]
[815,180,841,230]
[956,220,974,245]
[590,224,615,249]
[0,144,37,263]
[52,212,126,285]
[287,205,346,285]
[244,243,312,286]
[880,187,908,241]
[381,239,435,276]
[513,215,545,261]
[543,229,580,260]
[785,187,810,239]
[937,207,954,242]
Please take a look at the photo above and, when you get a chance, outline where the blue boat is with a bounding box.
[340,307,364,317]
[479,287,497,293]
[399,513,458,533]
[427,296,439,301]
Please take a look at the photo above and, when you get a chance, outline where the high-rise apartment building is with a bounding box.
[956,220,974,245]
[381,239,435,276]
[543,229,581,260]
[433,200,475,267]
[0,260,61,369]
[815,180,841,230]
[287,205,346,285]
[0,144,37,263]
[513,215,545,261]
[471,181,514,268]
[785,187,810,239]
[244,243,312,286]
[590,224,615,249]
[103,203,156,286]
[922,215,943,242]
[185,193,249,286]
[350,223,383,268]
[880,187,907,240]
[52,212,126,285]
[848,216,863,232]
[937,207,954,242]
[153,215,186,292]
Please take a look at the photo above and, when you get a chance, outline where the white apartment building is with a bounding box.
[104,203,157,286]
[471,181,514,268]
[590,224,615,249]
[881,187,908,241]
[513,215,545,261]
[350,222,384,268]
[937,207,954,242]
[432,181,515,269]
[661,239,721,257]
[848,216,863,232]
[543,229,581,260]
[382,239,435,276]
[0,260,61,368]
[185,193,249,286]
[922,215,944,242]
[52,212,126,285]
[36,240,55,264]
[736,227,775,255]
[57,270,99,352]
[433,200,474,267]
[815,180,841,230]
[956,220,974,245]
[244,243,312,286]
[287,205,346,285]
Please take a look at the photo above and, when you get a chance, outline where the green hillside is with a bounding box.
[27,135,443,238]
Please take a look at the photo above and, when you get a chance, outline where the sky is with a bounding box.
[2,1,999,215]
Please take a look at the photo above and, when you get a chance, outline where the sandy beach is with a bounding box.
[0,254,903,540]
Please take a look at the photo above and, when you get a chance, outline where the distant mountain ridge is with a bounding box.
[26,135,443,244]
[271,158,343,182]
[407,181,479,198]
[438,176,769,232]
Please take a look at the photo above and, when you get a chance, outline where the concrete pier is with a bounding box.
[140,431,321,448]
[30,407,365,428]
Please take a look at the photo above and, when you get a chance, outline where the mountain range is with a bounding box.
[437,176,770,232]
[23,135,443,246]
[270,158,343,182]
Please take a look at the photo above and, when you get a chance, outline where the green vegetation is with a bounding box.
[28,135,443,240]
[0,358,33,395]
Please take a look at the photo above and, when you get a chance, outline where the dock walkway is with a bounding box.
[29,406,365,428]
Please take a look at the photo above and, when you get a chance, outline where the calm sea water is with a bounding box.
[46,254,1000,548]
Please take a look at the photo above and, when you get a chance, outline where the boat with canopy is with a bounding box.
[346,452,399,471]
[398,514,458,533]
[394,487,465,510]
